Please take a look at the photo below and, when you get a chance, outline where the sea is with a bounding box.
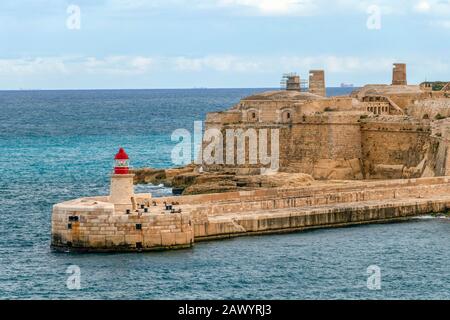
[1,88,450,300]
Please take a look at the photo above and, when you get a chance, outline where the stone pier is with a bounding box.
[51,176,450,252]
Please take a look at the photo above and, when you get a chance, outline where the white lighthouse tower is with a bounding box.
[109,147,135,212]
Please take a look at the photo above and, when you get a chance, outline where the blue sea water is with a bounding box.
[1,88,450,300]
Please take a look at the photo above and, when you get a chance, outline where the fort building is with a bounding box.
[52,63,450,252]
[199,63,450,182]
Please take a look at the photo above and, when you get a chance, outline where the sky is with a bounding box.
[0,0,450,89]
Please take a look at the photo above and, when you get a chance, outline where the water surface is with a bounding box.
[2,88,448,300]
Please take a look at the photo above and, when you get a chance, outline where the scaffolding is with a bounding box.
[280,73,308,91]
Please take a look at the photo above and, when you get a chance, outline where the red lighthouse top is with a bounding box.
[114,148,129,160]
[114,148,130,174]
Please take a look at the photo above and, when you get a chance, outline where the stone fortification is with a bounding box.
[191,63,450,184]
[52,63,450,252]
[52,176,450,251]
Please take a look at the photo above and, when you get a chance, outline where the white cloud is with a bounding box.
[103,0,390,16]
[414,1,431,12]
[2,0,448,18]
[0,54,448,83]
[0,56,154,77]
[0,57,68,76]
[83,56,154,75]
[174,54,398,74]
[174,57,204,71]
[217,0,317,16]
[130,56,154,72]
[174,55,262,72]
[279,55,395,74]
[412,0,450,14]
[214,0,442,16]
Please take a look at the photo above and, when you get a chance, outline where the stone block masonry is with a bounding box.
[52,196,194,252]
[198,63,450,182]
[309,70,326,97]
[51,177,450,252]
[52,63,450,251]
[392,63,407,86]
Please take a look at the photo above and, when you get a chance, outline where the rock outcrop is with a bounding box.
[132,164,196,187]
[133,166,315,195]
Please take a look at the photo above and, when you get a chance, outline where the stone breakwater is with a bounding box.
[51,177,450,252]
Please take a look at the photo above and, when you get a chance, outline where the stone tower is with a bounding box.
[286,75,301,91]
[109,148,135,212]
[309,70,326,97]
[392,63,407,86]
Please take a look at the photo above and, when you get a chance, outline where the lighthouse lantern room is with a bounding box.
[114,148,130,174]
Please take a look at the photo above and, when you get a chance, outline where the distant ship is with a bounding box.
[340,83,354,88]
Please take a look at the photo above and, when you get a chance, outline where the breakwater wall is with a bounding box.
[51,177,450,252]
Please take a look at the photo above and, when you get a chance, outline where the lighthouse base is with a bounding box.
[109,174,135,213]
[51,195,193,252]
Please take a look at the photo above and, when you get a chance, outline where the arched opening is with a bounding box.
[281,110,293,123]
[247,109,259,122]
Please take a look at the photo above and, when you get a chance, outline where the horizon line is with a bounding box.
[0,86,362,92]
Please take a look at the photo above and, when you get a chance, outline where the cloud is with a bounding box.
[0,56,154,77]
[412,0,450,14]
[1,0,449,18]
[414,1,432,12]
[214,0,442,16]
[0,57,68,76]
[1,54,448,85]
[217,0,317,16]
[174,55,262,72]
[83,56,154,75]
[278,55,395,73]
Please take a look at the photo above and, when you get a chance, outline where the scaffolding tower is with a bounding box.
[280,73,308,91]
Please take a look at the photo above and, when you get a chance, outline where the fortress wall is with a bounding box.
[155,176,450,206]
[206,111,242,124]
[238,99,356,123]
[387,93,426,110]
[196,198,450,240]
[361,122,431,178]
[202,123,281,173]
[407,99,450,120]
[239,101,298,123]
[298,99,355,115]
[204,114,364,179]
[188,180,450,218]
[281,115,363,178]
[428,136,450,176]
[284,122,362,160]
[51,202,193,251]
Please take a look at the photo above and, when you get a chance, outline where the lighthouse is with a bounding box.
[109,148,135,211]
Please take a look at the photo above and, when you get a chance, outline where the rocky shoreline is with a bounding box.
[132,165,317,195]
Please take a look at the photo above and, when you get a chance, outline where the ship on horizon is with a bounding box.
[340,83,354,88]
